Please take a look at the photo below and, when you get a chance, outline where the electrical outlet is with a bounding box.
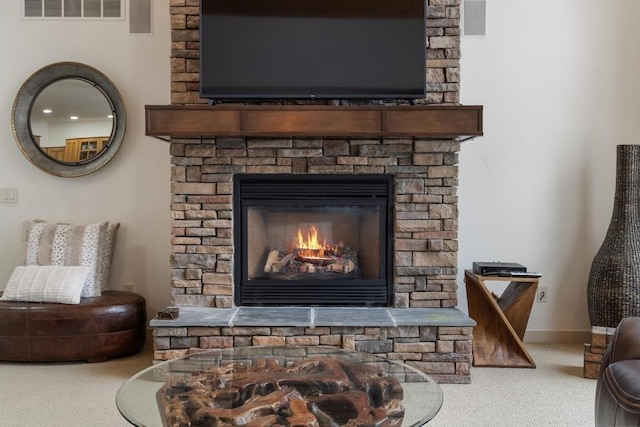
[537,286,548,303]
[123,283,135,293]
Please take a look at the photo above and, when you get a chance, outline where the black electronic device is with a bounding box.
[509,271,542,278]
[472,262,527,276]
[199,0,427,100]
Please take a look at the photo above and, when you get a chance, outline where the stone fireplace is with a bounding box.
[150,0,479,384]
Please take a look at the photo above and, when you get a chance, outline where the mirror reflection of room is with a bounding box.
[30,78,114,163]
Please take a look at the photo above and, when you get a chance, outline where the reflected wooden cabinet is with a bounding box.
[78,137,107,161]
[63,137,108,162]
[35,135,68,161]
[64,139,80,162]
[43,146,66,161]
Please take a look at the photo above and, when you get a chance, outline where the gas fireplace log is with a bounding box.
[328,260,355,274]
[264,252,357,276]
[294,253,334,267]
[264,250,282,273]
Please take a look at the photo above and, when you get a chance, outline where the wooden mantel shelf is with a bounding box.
[145,104,483,139]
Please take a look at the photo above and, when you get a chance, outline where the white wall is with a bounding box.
[459,0,640,339]
[0,1,172,316]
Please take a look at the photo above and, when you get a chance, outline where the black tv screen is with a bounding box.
[200,0,426,100]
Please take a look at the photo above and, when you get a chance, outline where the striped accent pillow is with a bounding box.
[19,220,116,297]
[0,265,91,304]
[97,222,119,291]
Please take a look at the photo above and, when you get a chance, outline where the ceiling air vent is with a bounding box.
[23,0,122,19]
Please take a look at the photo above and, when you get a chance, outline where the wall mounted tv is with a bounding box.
[200,0,427,100]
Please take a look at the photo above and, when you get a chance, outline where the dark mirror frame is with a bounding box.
[12,62,126,178]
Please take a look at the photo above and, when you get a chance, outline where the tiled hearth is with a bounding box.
[150,0,478,384]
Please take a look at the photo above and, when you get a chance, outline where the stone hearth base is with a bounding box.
[151,307,475,384]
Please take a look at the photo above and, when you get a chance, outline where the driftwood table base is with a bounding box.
[156,356,405,427]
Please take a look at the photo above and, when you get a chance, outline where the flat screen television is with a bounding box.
[199,0,426,100]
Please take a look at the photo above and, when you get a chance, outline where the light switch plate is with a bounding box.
[0,187,18,203]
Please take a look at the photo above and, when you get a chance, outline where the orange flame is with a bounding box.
[296,226,326,258]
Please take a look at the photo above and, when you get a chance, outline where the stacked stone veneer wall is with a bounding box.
[169,137,461,308]
[154,0,474,384]
[168,0,463,308]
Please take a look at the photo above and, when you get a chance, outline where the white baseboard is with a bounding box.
[524,330,591,343]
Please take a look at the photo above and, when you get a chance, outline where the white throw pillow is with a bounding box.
[0,265,91,305]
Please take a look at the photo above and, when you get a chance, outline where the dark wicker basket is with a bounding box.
[588,145,640,328]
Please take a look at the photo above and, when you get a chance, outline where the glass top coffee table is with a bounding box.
[117,346,443,426]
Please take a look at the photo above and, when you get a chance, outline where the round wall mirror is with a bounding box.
[12,62,126,177]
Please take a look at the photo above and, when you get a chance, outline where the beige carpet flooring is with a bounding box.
[430,342,597,426]
[0,341,596,426]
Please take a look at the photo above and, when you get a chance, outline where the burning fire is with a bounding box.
[296,226,327,259]
[263,225,354,274]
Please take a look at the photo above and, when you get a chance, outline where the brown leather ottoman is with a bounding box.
[0,290,146,362]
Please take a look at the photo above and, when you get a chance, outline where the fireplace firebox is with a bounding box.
[234,174,393,306]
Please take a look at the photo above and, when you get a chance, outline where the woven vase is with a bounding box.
[587,144,640,328]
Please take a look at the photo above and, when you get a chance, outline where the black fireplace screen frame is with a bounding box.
[233,174,394,307]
